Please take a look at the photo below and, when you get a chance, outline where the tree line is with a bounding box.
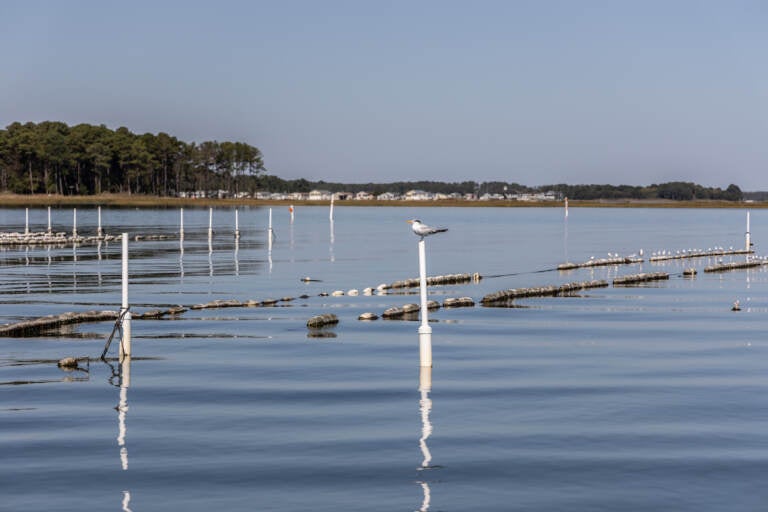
[0,121,744,201]
[0,121,264,196]
[258,177,743,201]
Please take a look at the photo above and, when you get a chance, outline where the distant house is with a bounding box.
[255,191,272,200]
[355,191,374,201]
[288,192,308,200]
[377,192,400,201]
[404,189,433,201]
[309,189,332,201]
[542,190,560,201]
[332,192,352,200]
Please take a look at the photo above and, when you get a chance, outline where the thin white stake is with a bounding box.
[72,208,77,238]
[235,209,240,239]
[290,204,295,223]
[329,195,335,221]
[418,238,432,367]
[24,207,29,235]
[120,233,131,360]
[268,208,273,251]
[97,206,103,238]
[179,207,184,240]
[208,207,213,240]
[47,206,52,235]
[746,210,751,251]
[564,197,569,218]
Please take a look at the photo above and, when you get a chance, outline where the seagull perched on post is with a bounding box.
[407,219,448,240]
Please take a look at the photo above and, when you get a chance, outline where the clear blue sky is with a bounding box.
[2,0,766,189]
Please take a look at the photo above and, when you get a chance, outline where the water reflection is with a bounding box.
[179,238,185,283]
[208,239,214,278]
[329,219,335,263]
[289,222,295,263]
[418,366,434,470]
[416,365,436,511]
[234,238,240,276]
[563,213,569,263]
[122,490,132,512]
[116,356,131,471]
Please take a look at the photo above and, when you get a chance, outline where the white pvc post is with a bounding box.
[290,204,295,223]
[235,208,240,239]
[564,197,569,218]
[746,210,751,251]
[120,233,131,360]
[179,207,184,240]
[97,206,103,238]
[47,206,52,235]
[268,208,273,251]
[72,208,77,238]
[208,207,213,240]
[418,238,432,367]
[329,196,334,221]
[24,207,29,235]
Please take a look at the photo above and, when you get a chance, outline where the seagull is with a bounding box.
[407,219,448,239]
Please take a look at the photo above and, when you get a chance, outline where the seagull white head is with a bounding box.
[407,219,448,240]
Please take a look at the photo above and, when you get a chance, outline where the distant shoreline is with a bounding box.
[0,193,763,209]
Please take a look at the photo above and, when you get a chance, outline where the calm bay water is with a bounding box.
[2,206,768,511]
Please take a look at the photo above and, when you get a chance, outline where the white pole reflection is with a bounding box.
[72,244,78,292]
[329,219,335,262]
[416,366,434,511]
[97,241,103,287]
[289,221,294,263]
[117,356,131,471]
[179,238,185,283]
[418,366,433,469]
[234,238,240,276]
[416,481,431,512]
[208,238,214,278]
[122,490,132,512]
